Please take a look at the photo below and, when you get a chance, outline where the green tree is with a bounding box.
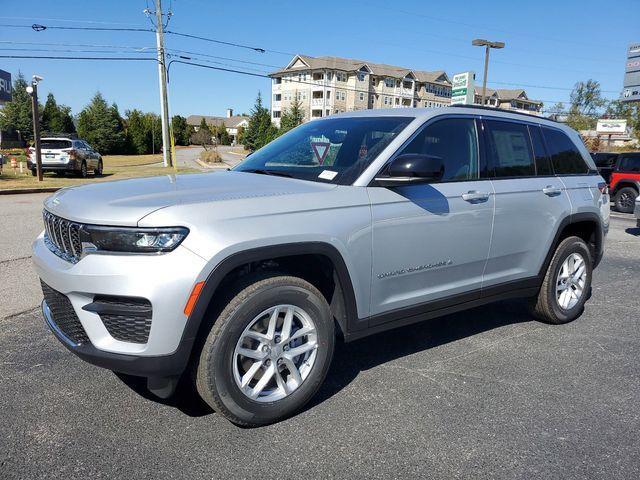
[124,109,147,154]
[243,92,277,151]
[171,115,192,146]
[41,93,75,135]
[190,118,213,149]
[214,122,231,146]
[278,97,305,135]
[0,72,36,141]
[566,80,606,131]
[76,92,126,154]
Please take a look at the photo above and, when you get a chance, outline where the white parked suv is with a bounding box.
[33,106,609,426]
[28,137,102,177]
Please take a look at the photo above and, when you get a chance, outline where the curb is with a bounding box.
[0,187,60,195]
[195,158,230,170]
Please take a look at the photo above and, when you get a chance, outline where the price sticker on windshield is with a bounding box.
[311,141,330,165]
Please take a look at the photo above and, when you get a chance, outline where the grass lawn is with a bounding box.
[0,154,199,191]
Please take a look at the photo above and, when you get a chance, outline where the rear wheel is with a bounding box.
[529,236,592,324]
[94,160,103,176]
[614,187,637,213]
[196,275,335,427]
[78,161,87,178]
[30,169,37,176]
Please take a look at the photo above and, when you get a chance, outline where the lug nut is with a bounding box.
[283,345,290,351]
[274,335,281,343]
[277,358,284,365]
[262,345,269,352]
[264,359,272,367]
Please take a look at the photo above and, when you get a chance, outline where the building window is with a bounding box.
[272,110,281,118]
[358,72,366,81]
[273,77,282,85]
[359,92,365,101]
[327,72,333,81]
[336,72,347,82]
[385,78,394,88]
[395,97,400,105]
[326,90,331,100]
[273,94,281,102]
[326,109,330,116]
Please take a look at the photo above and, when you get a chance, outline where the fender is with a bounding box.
[537,211,605,277]
[610,179,640,195]
[171,242,360,373]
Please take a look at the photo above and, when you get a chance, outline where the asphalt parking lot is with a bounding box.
[1,193,639,479]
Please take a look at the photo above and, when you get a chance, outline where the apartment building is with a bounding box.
[473,87,543,115]
[269,55,452,126]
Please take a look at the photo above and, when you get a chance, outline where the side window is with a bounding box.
[484,120,535,177]
[542,128,589,175]
[398,118,478,181]
[528,125,553,175]
[617,154,640,172]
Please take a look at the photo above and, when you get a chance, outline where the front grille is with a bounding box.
[41,281,90,345]
[84,296,152,344]
[43,210,82,263]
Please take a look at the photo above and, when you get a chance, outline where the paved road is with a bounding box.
[175,145,246,170]
[1,197,639,479]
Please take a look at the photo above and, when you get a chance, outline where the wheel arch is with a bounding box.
[611,180,640,195]
[179,242,359,370]
[538,212,605,278]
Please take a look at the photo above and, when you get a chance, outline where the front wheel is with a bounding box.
[529,236,592,324]
[614,187,637,213]
[195,275,335,427]
[94,160,103,176]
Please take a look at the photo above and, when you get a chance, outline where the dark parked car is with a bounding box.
[591,152,618,184]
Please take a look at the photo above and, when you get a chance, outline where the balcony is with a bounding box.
[311,98,325,107]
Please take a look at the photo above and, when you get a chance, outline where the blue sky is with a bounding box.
[1,0,638,118]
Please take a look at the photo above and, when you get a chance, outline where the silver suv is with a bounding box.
[33,107,609,426]
[28,137,102,177]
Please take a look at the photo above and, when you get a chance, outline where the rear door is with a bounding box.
[368,116,494,320]
[481,119,571,289]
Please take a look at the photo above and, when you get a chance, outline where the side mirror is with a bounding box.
[375,153,444,187]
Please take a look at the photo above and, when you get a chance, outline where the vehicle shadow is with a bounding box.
[305,299,532,411]
[116,299,533,419]
[625,227,639,236]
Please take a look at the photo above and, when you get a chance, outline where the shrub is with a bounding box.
[200,149,222,163]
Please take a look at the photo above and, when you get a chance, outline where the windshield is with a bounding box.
[234,116,413,184]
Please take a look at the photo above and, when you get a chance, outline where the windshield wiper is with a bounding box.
[241,168,293,178]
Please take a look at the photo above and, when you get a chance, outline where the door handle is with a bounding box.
[462,191,490,203]
[542,186,562,197]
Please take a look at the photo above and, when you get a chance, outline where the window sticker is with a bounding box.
[318,170,338,180]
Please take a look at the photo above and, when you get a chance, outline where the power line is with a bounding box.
[167,48,281,68]
[0,40,154,50]
[0,23,152,32]
[165,30,294,55]
[0,47,157,55]
[0,55,156,61]
[0,16,147,27]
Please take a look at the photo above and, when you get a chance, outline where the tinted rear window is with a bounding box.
[541,128,589,175]
[591,153,618,167]
[618,154,640,172]
[41,139,72,150]
[529,125,553,175]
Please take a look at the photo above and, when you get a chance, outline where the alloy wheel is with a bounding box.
[232,304,318,402]
[556,252,587,310]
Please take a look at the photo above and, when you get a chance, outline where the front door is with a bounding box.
[368,117,494,323]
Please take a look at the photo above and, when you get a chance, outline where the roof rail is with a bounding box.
[448,104,557,122]
[41,132,79,139]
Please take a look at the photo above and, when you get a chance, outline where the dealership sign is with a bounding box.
[596,119,627,134]
[0,69,11,103]
[622,43,640,103]
[451,71,475,105]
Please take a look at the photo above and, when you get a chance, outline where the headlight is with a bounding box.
[80,226,189,254]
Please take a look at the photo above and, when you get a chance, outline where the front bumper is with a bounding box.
[33,232,208,377]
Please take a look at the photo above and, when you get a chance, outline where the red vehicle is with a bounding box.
[609,152,640,213]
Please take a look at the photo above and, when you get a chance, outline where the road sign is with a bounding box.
[451,71,475,105]
[596,119,627,134]
[311,141,330,165]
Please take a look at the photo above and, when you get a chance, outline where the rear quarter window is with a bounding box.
[541,128,590,175]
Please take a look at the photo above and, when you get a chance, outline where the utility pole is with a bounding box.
[472,39,505,106]
[154,0,172,167]
[26,75,44,181]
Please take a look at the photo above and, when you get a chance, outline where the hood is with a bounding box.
[44,171,337,226]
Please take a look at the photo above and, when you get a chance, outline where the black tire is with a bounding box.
[30,169,37,176]
[55,171,65,177]
[529,236,592,324]
[79,161,87,178]
[195,275,335,427]
[614,187,637,213]
[94,160,103,176]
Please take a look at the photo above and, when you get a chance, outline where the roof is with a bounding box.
[186,115,249,128]
[270,55,451,85]
[473,87,542,105]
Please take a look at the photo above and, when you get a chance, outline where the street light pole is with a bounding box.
[26,75,44,182]
[472,39,505,106]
